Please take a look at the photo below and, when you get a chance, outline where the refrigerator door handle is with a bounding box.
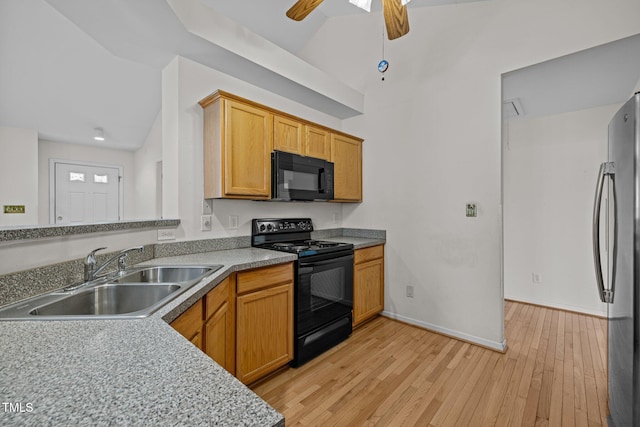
[593,162,615,304]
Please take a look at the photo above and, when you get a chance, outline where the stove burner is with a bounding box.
[252,219,354,257]
[272,243,294,248]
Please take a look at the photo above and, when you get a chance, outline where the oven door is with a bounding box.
[296,250,353,337]
[272,150,334,201]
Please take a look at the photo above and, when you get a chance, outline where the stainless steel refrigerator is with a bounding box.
[593,91,640,427]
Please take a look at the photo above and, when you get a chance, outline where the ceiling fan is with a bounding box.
[286,0,411,40]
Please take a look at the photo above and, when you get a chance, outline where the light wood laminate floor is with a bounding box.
[252,301,608,426]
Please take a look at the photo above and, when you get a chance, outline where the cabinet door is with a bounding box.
[170,301,204,349]
[274,115,303,155]
[304,125,331,161]
[223,99,273,198]
[236,283,294,384]
[204,277,235,375]
[331,134,362,202]
[204,300,234,374]
[353,257,384,327]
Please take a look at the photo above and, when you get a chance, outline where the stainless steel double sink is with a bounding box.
[0,265,223,321]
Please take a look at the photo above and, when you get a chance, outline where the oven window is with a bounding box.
[310,269,344,310]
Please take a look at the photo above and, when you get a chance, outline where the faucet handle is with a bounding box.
[84,247,107,281]
[85,247,107,264]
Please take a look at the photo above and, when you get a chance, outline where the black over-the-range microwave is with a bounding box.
[271,150,334,201]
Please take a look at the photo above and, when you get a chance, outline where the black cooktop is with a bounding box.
[251,219,353,257]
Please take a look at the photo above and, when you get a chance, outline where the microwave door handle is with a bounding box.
[318,168,326,193]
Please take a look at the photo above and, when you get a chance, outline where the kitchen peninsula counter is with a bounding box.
[0,233,386,426]
[0,248,295,427]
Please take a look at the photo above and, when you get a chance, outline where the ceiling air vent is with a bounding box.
[502,98,524,119]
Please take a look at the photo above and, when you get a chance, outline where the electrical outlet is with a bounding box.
[157,229,176,241]
[406,285,414,298]
[532,273,542,284]
[201,215,212,231]
[229,215,239,229]
[332,212,339,224]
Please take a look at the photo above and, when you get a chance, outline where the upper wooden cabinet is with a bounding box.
[199,90,363,202]
[274,118,331,161]
[304,125,331,161]
[273,115,303,155]
[331,133,363,202]
[200,93,273,199]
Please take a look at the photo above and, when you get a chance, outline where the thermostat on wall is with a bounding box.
[466,203,477,218]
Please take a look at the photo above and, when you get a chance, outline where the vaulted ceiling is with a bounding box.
[1,0,638,151]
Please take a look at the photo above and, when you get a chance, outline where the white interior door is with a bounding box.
[53,162,121,224]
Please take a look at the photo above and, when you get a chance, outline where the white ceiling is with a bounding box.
[1,0,638,151]
[503,33,640,120]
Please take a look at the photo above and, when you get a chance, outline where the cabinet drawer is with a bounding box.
[170,301,204,341]
[205,276,230,320]
[237,262,293,295]
[355,245,384,264]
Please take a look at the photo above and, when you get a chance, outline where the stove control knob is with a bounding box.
[267,224,273,231]
[259,224,266,232]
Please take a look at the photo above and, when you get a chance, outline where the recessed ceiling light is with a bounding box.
[93,127,105,141]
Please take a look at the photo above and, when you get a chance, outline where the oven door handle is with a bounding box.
[299,254,354,269]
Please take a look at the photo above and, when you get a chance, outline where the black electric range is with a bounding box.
[251,218,354,366]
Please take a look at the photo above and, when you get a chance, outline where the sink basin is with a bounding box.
[113,266,214,284]
[0,264,224,321]
[29,284,181,316]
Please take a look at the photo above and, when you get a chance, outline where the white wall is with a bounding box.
[38,140,136,223]
[0,127,38,226]
[133,112,163,219]
[161,56,345,241]
[298,0,640,349]
[504,105,619,316]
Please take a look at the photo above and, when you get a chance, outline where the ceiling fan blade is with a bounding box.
[286,0,324,21]
[382,0,410,40]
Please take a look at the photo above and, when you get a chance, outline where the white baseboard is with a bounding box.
[504,296,607,318]
[381,311,507,352]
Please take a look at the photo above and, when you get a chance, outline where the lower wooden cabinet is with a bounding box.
[353,245,385,327]
[204,276,235,374]
[170,262,294,385]
[170,297,204,345]
[170,275,235,375]
[235,263,294,385]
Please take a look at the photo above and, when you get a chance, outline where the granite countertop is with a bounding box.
[320,236,386,250]
[0,236,385,426]
[0,247,296,427]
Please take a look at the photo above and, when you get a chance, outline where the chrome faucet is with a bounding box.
[83,246,144,282]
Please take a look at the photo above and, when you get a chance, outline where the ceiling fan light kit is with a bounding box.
[286,0,411,39]
[349,0,373,12]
